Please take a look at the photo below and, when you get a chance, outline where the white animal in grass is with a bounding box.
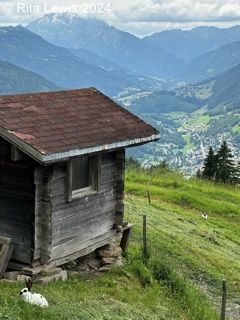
[20,279,49,307]
[201,212,208,220]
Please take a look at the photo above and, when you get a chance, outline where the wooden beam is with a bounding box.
[115,149,125,225]
[0,236,14,278]
[11,145,27,161]
[34,166,53,265]
[67,160,73,202]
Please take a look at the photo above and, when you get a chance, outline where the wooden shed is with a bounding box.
[0,88,159,268]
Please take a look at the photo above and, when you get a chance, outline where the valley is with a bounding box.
[118,88,240,175]
[0,13,239,174]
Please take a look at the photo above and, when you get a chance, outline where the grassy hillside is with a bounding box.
[125,169,240,319]
[0,170,239,319]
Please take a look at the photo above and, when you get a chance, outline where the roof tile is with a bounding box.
[0,88,159,159]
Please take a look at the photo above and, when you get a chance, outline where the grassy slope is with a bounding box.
[0,170,239,319]
[125,170,240,313]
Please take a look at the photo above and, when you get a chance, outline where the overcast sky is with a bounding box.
[1,0,240,36]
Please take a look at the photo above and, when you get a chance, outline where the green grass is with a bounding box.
[188,115,211,126]
[182,133,194,152]
[0,169,239,319]
[232,125,240,134]
[125,169,240,298]
[0,269,207,320]
[0,274,182,320]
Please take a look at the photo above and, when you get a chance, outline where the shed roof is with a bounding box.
[0,88,159,163]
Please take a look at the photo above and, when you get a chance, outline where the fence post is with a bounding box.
[143,215,147,261]
[147,191,151,205]
[220,280,227,320]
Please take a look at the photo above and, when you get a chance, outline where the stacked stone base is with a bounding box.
[1,266,67,285]
[77,232,123,272]
[0,228,127,284]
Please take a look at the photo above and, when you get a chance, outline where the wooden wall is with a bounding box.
[48,151,124,265]
[0,137,125,266]
[0,138,35,264]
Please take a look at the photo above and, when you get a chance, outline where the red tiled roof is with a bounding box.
[0,88,159,163]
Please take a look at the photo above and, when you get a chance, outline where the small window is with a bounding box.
[72,157,89,191]
[68,155,101,201]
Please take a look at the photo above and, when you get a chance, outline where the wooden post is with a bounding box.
[220,280,227,320]
[115,150,125,226]
[0,236,14,279]
[143,215,147,261]
[147,191,151,205]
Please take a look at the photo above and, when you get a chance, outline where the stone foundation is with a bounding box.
[1,267,67,285]
[0,223,132,284]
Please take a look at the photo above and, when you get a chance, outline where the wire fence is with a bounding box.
[124,194,240,320]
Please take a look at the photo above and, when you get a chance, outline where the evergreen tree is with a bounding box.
[196,169,202,179]
[151,160,172,173]
[233,161,240,184]
[215,141,237,184]
[126,157,141,169]
[202,147,216,180]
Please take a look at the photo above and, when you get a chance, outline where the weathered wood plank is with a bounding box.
[51,230,115,261]
[52,211,115,246]
[0,236,14,279]
[34,165,53,264]
[49,151,118,262]
[52,234,115,266]
[115,149,125,225]
[52,192,115,222]
[0,140,35,264]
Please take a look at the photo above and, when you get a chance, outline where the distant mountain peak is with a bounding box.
[27,13,184,79]
[29,12,108,28]
[192,26,220,31]
[0,25,22,31]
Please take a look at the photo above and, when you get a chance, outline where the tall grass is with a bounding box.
[151,259,218,320]
[126,169,240,216]
[124,167,240,318]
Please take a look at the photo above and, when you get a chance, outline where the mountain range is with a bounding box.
[144,25,240,62]
[27,14,240,84]
[0,12,239,172]
[0,59,58,94]
[27,13,184,79]
[175,63,240,108]
[0,25,161,96]
[184,41,240,82]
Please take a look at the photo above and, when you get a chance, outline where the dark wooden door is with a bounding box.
[0,161,34,264]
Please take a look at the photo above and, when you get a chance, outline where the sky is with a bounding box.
[1,0,240,36]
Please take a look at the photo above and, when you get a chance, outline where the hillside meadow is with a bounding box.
[0,169,239,320]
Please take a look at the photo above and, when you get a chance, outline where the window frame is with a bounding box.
[67,155,101,202]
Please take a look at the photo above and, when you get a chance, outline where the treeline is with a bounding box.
[126,157,173,173]
[126,140,239,186]
[197,141,240,185]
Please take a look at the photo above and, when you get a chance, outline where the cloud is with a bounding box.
[113,0,240,23]
[1,0,240,36]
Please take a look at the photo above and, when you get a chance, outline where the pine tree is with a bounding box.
[196,169,202,179]
[215,141,237,184]
[233,161,240,184]
[202,147,216,180]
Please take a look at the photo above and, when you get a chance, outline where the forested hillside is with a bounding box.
[0,60,58,94]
